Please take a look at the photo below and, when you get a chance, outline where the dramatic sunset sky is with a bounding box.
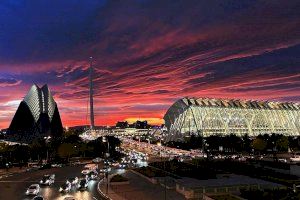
[0,0,299,129]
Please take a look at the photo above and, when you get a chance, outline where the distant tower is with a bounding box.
[89,57,95,130]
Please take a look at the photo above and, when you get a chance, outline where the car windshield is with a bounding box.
[29,186,37,189]
[80,180,86,185]
[42,176,50,180]
[62,183,68,189]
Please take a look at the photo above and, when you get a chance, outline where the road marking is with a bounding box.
[0,181,43,183]
[0,180,68,183]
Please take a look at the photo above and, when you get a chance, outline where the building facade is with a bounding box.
[8,84,63,142]
[164,97,300,139]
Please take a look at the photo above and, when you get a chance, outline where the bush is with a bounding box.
[134,166,165,178]
[240,188,297,200]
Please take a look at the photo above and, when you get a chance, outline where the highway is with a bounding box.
[0,165,105,200]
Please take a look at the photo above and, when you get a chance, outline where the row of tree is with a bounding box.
[0,130,121,168]
[165,134,300,153]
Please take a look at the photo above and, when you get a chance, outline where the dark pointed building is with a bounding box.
[8,84,63,142]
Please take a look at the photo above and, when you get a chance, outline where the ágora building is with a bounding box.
[164,97,300,140]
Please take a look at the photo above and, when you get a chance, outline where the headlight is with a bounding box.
[40,180,43,183]
[59,187,63,192]
[26,190,29,194]
[45,180,49,183]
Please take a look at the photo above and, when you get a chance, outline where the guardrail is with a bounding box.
[97,178,112,200]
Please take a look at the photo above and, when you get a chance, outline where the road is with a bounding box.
[0,165,105,200]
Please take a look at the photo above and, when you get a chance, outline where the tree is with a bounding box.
[57,143,74,160]
[252,137,267,152]
[276,136,289,152]
[242,134,252,152]
[0,143,9,154]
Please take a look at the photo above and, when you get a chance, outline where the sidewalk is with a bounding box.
[98,174,126,200]
[108,171,185,200]
[0,167,29,179]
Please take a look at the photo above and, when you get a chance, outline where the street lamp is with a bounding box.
[44,136,51,163]
[102,136,110,194]
[157,139,166,200]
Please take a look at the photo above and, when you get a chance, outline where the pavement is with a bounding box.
[0,167,29,178]
[106,170,185,200]
[177,173,284,188]
[0,165,105,200]
[99,174,124,200]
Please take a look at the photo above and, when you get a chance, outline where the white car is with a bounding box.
[278,158,287,163]
[290,156,300,162]
[51,163,62,168]
[64,196,76,200]
[68,177,79,185]
[92,157,102,163]
[81,169,90,175]
[40,174,55,185]
[77,179,88,190]
[26,184,40,195]
[99,167,111,173]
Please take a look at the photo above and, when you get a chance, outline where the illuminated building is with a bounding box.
[164,97,300,139]
[8,84,63,141]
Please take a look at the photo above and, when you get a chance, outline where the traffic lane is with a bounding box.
[0,165,84,200]
[0,165,105,200]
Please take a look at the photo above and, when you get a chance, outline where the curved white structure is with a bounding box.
[24,84,56,123]
[164,97,300,140]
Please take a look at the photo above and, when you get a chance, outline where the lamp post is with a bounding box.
[157,139,166,200]
[102,136,110,194]
[44,136,51,163]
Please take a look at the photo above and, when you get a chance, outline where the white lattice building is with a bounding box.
[164,97,300,139]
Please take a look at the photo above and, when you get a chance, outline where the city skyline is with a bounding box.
[1,0,300,129]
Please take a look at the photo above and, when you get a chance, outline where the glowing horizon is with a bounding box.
[0,0,299,129]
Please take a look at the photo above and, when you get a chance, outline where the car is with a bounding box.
[39,164,51,170]
[40,174,55,185]
[81,169,90,175]
[278,158,287,163]
[32,196,44,200]
[64,196,76,200]
[26,184,40,195]
[290,156,300,162]
[92,157,102,163]
[87,171,98,180]
[119,163,127,169]
[68,177,79,185]
[111,161,119,167]
[59,182,71,193]
[51,163,62,168]
[81,164,98,175]
[77,179,88,190]
[71,160,81,166]
[99,167,111,173]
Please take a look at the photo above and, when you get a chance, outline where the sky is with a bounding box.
[0,0,299,129]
